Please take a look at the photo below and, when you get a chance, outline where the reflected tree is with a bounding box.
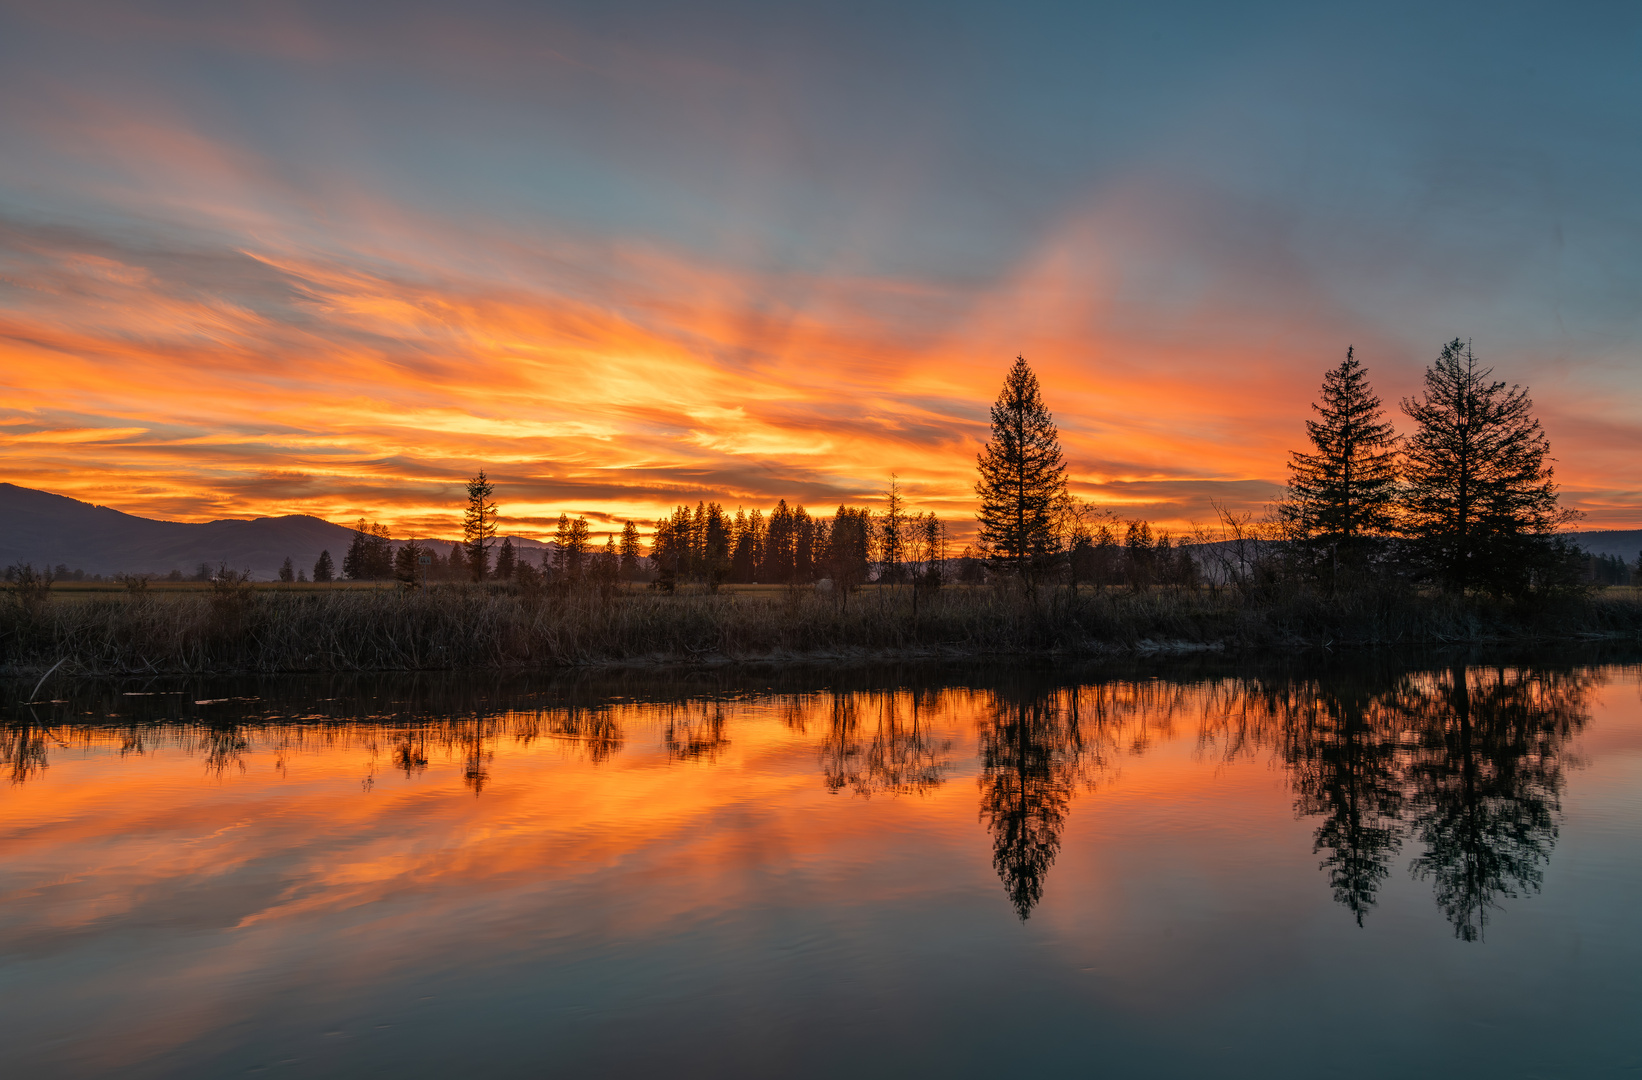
[198,722,249,777]
[542,706,624,764]
[2,715,51,783]
[978,690,1082,920]
[461,717,492,794]
[819,692,864,793]
[861,693,949,797]
[1282,683,1407,925]
[666,704,731,763]
[1274,662,1590,935]
[393,731,430,776]
[1401,665,1589,940]
[817,691,950,798]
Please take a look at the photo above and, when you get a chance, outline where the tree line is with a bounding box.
[647,483,950,595]
[298,338,1623,597]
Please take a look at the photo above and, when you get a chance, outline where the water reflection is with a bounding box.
[1403,665,1584,941]
[0,656,1613,935]
[978,690,1080,920]
[815,689,951,797]
[1280,676,1405,925]
[2,714,50,783]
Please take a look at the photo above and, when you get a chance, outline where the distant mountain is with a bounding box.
[0,483,547,580]
[1568,530,1642,562]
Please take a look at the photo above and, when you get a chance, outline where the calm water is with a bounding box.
[3,655,1640,1078]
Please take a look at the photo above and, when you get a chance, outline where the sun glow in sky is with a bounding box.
[2,1,1640,538]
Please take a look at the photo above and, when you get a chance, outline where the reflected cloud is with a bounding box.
[0,657,1607,937]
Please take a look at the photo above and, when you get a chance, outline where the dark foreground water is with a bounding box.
[3,654,1640,1078]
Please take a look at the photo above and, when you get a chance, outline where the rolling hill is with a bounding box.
[0,483,547,580]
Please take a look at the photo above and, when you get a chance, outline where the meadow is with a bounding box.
[4,579,1641,679]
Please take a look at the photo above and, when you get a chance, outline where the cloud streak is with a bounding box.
[1,2,1638,537]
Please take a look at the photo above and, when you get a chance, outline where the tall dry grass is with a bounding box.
[2,581,1640,677]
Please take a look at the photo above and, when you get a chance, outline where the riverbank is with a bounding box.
[4,582,1641,679]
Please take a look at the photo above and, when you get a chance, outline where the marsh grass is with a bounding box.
[3,580,1640,677]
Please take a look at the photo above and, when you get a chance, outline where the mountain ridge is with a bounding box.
[0,483,547,580]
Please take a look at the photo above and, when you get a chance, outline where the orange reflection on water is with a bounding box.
[1,662,1635,1076]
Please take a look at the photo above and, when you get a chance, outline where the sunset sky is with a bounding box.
[2,1,1639,540]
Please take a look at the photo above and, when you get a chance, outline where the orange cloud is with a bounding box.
[2,171,1636,535]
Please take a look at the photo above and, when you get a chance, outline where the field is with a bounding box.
[4,579,1641,679]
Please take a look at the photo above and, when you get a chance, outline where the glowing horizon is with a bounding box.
[3,4,1639,541]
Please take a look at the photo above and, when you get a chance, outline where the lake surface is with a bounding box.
[4,654,1640,1078]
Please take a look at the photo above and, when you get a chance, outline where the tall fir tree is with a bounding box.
[342,519,393,580]
[554,514,591,580]
[730,509,756,583]
[341,521,367,580]
[762,500,797,583]
[1401,340,1575,595]
[1284,347,1401,586]
[826,506,873,599]
[650,514,682,592]
[975,356,1066,581]
[394,540,429,585]
[463,471,497,581]
[879,475,907,583]
[619,520,643,580]
[494,536,517,580]
[702,503,731,590]
[312,549,335,582]
[446,541,469,582]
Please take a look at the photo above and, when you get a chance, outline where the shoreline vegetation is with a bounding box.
[3,580,1641,679]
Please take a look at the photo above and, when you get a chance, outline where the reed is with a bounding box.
[3,582,1640,677]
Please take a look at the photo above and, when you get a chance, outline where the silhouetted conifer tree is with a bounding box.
[827,506,873,599]
[976,356,1066,583]
[1401,340,1576,595]
[312,549,334,582]
[878,475,907,583]
[446,541,469,581]
[650,515,682,592]
[278,557,295,583]
[394,540,429,586]
[495,537,517,580]
[795,507,824,584]
[1123,521,1154,590]
[342,525,366,580]
[592,536,620,596]
[344,519,394,580]
[689,503,708,579]
[554,514,591,581]
[619,520,643,580]
[1284,347,1400,588]
[702,503,731,590]
[729,509,756,583]
[463,471,497,581]
[744,509,766,581]
[762,500,797,583]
